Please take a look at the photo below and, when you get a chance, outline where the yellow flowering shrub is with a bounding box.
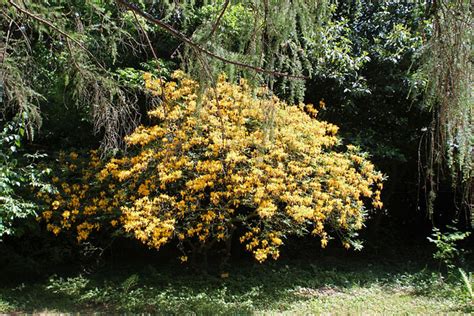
[39,71,383,263]
[37,150,121,242]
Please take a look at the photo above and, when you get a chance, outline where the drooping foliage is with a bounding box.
[178,0,330,102]
[1,0,146,150]
[412,0,473,223]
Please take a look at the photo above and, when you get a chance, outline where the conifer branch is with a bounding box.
[115,0,307,80]
[7,0,107,72]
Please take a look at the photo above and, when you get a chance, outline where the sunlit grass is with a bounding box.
[0,256,472,314]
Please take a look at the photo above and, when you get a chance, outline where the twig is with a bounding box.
[115,0,307,80]
[132,11,158,60]
[1,20,14,64]
[1,9,32,52]
[208,0,230,38]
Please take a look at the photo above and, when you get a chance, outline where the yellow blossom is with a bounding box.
[52,200,60,210]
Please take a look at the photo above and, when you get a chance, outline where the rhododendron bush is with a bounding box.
[39,71,383,263]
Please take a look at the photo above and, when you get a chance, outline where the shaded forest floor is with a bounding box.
[0,248,472,315]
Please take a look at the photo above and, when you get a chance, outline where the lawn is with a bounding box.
[0,252,472,314]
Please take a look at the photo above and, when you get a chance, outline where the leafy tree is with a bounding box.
[303,1,430,231]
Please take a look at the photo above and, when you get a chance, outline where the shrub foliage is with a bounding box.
[39,72,383,262]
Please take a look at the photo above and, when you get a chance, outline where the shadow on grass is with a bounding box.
[1,254,471,314]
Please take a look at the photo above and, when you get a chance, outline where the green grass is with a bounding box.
[0,257,472,314]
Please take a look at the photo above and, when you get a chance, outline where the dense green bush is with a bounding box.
[0,116,51,237]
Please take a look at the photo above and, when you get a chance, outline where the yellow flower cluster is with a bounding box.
[96,71,384,262]
[37,150,121,242]
[121,195,176,249]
